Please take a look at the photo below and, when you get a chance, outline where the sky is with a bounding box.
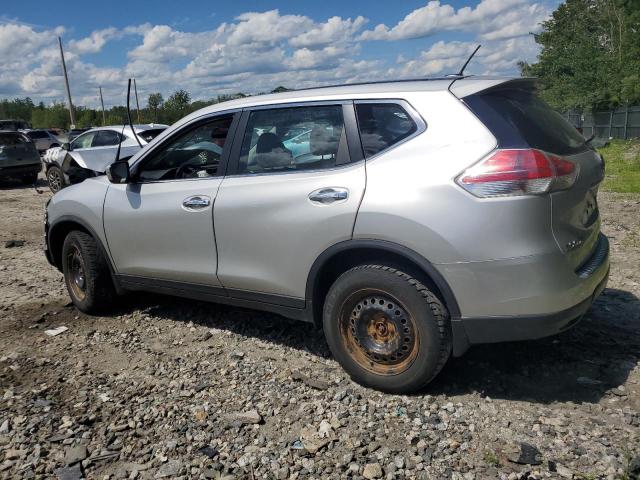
[1,0,558,108]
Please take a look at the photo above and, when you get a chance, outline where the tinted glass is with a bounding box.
[71,132,95,149]
[27,131,49,139]
[0,132,29,145]
[138,115,232,182]
[355,103,417,158]
[92,130,121,147]
[238,105,346,174]
[465,89,588,155]
[138,128,166,143]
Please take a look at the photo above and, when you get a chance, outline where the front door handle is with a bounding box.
[308,187,349,204]
[182,195,211,210]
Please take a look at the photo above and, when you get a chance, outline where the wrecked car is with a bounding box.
[42,124,167,192]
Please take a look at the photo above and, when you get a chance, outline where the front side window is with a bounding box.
[356,103,418,158]
[71,132,96,149]
[137,115,232,182]
[92,130,122,147]
[238,105,346,174]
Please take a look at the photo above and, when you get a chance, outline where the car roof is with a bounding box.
[85,124,168,133]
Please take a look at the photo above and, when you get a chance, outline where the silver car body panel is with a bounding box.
[45,76,609,350]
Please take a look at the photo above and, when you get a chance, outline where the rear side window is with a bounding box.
[92,130,122,147]
[0,132,29,145]
[465,89,587,155]
[138,128,166,143]
[355,103,418,158]
[27,131,49,139]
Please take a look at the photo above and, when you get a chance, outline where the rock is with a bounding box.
[0,419,9,434]
[54,463,84,480]
[155,460,182,478]
[230,350,245,359]
[198,446,218,458]
[506,442,542,465]
[577,376,603,386]
[4,449,26,460]
[65,445,88,465]
[224,409,262,426]
[556,464,573,478]
[363,462,383,479]
[4,240,25,248]
[291,371,330,390]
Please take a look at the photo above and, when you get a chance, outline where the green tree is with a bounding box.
[147,92,164,122]
[521,0,640,111]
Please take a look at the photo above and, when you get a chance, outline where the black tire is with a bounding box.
[21,173,38,185]
[61,231,116,313]
[47,166,64,193]
[323,265,451,393]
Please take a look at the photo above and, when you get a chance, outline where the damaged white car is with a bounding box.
[43,124,167,192]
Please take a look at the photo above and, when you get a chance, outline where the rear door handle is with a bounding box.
[182,195,211,210]
[308,187,349,204]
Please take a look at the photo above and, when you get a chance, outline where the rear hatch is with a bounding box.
[461,81,605,269]
[0,132,40,167]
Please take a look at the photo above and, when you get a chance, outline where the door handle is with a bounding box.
[182,195,211,210]
[308,187,349,204]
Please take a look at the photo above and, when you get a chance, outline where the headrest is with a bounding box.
[256,132,284,153]
[310,126,338,156]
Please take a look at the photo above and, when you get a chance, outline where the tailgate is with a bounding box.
[551,148,605,269]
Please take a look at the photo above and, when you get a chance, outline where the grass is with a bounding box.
[597,139,640,193]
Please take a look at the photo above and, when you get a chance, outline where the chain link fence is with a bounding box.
[565,105,640,139]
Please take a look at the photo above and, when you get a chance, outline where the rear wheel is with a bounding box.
[62,231,115,313]
[323,265,451,393]
[47,166,64,193]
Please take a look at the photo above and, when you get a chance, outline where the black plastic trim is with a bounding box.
[305,239,462,319]
[116,275,310,322]
[576,233,609,278]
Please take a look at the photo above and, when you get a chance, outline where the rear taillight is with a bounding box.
[456,148,579,198]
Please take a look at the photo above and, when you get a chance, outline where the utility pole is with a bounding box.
[133,78,141,124]
[99,87,106,126]
[57,36,76,128]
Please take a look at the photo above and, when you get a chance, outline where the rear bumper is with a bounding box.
[0,162,42,177]
[446,233,610,356]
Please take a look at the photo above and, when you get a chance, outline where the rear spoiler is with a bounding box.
[449,77,538,98]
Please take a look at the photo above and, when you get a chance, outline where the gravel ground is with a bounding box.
[1,177,639,480]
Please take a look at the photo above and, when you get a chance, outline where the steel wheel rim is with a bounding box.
[66,246,86,301]
[48,169,62,192]
[339,289,419,375]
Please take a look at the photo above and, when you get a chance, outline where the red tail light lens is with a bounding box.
[456,149,578,197]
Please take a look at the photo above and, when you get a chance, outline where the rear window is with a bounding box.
[465,89,588,155]
[138,128,166,143]
[27,131,49,139]
[0,132,29,145]
[355,103,418,158]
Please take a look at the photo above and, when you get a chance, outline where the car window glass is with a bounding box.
[71,132,95,149]
[92,130,121,147]
[355,103,418,158]
[0,133,29,145]
[28,131,49,139]
[238,105,346,174]
[137,115,233,182]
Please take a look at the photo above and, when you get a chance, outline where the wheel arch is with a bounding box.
[306,240,461,328]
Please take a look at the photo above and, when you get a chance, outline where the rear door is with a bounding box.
[464,87,605,268]
[76,130,125,173]
[214,101,365,301]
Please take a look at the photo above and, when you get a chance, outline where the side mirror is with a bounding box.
[62,142,71,151]
[106,160,130,184]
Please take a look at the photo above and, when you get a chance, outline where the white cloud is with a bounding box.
[0,2,550,107]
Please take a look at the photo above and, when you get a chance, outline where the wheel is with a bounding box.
[323,265,451,393]
[47,166,64,193]
[21,173,38,185]
[61,231,115,313]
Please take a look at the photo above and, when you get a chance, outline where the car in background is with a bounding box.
[0,130,42,184]
[0,119,31,131]
[43,124,168,192]
[23,129,61,153]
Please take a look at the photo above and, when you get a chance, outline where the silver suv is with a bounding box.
[44,77,609,393]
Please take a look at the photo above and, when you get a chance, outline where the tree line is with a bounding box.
[0,89,291,130]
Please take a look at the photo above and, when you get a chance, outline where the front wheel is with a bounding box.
[62,231,116,313]
[323,265,451,393]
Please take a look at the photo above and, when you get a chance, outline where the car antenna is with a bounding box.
[126,78,143,148]
[452,44,481,77]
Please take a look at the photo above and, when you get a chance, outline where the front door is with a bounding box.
[103,113,237,286]
[214,103,366,300]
